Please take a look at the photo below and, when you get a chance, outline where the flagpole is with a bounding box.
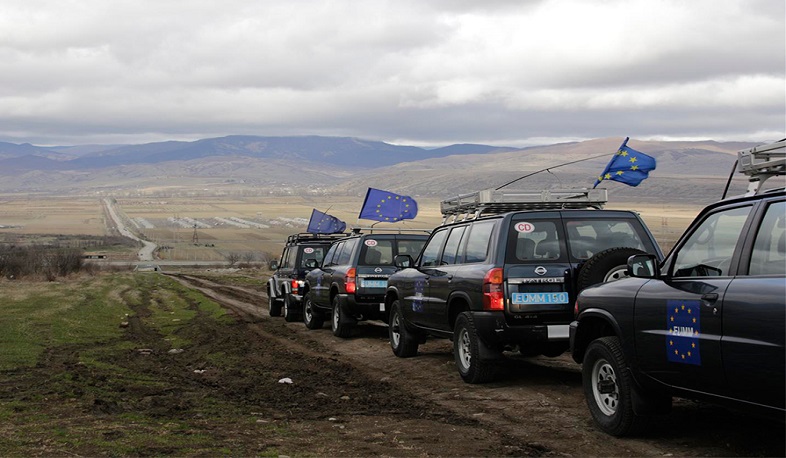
[591,137,629,189]
[495,152,613,190]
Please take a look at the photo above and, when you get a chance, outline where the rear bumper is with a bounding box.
[338,294,387,320]
[469,311,570,348]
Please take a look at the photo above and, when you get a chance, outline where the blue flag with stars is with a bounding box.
[307,209,346,234]
[358,188,418,222]
[666,299,701,366]
[593,137,657,188]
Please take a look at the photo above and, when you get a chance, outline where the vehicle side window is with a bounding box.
[441,226,466,265]
[337,238,358,265]
[278,248,290,269]
[465,221,495,263]
[323,242,340,267]
[749,201,786,276]
[673,205,752,277]
[420,229,448,267]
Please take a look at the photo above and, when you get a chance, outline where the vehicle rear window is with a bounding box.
[360,238,427,266]
[299,245,327,267]
[508,220,560,262]
[565,219,647,260]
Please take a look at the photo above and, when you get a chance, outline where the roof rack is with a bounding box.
[737,139,785,196]
[349,226,432,235]
[440,188,608,223]
[285,232,349,245]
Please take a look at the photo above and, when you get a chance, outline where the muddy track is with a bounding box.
[167,273,785,457]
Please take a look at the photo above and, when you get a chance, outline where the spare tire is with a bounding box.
[576,247,645,292]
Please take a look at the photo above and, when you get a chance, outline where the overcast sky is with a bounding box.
[0,0,783,147]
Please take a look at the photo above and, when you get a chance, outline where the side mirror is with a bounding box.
[304,258,319,269]
[628,254,658,279]
[394,254,414,269]
[269,260,279,271]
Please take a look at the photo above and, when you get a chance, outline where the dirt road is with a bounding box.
[170,272,784,457]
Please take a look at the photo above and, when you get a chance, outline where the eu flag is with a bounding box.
[666,300,701,366]
[358,188,418,222]
[307,209,346,234]
[593,137,657,188]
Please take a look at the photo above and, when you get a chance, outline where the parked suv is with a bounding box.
[267,233,347,321]
[384,188,663,384]
[570,139,785,436]
[301,229,429,337]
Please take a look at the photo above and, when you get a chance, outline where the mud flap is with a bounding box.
[629,369,672,415]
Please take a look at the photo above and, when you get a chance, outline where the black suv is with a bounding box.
[384,188,663,383]
[301,229,429,337]
[570,140,785,436]
[267,233,347,321]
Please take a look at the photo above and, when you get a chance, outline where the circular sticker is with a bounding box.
[303,247,315,254]
[514,222,535,233]
[364,239,378,247]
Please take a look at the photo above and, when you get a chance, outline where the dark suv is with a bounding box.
[570,140,785,436]
[301,229,429,337]
[267,233,347,321]
[384,188,663,383]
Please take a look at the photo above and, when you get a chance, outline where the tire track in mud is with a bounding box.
[167,273,785,457]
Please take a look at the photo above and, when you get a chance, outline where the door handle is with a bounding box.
[701,293,719,302]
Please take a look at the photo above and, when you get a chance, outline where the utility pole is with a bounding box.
[191,224,199,245]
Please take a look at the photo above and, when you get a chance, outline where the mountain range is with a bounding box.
[0,135,774,204]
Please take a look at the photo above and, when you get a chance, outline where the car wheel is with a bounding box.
[576,247,646,292]
[453,312,496,384]
[583,336,653,436]
[268,289,282,317]
[331,296,355,338]
[283,294,298,322]
[303,292,324,330]
[389,300,419,357]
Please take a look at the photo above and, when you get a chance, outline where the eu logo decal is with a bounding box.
[666,299,701,366]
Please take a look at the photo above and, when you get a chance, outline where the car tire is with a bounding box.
[303,292,324,330]
[389,300,419,358]
[453,312,496,384]
[283,294,298,322]
[268,289,282,317]
[583,336,653,436]
[331,296,355,338]
[576,247,645,292]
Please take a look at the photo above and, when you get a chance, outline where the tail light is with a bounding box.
[345,267,357,294]
[290,279,299,294]
[482,268,504,311]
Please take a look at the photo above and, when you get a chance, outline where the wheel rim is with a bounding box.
[457,328,472,370]
[604,265,629,282]
[591,357,619,416]
[390,311,401,348]
[304,299,312,322]
[283,297,288,316]
[332,302,340,331]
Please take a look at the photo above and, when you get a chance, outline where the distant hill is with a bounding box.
[0,135,774,204]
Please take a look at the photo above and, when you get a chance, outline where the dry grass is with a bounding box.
[1,194,699,261]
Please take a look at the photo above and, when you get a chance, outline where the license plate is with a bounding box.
[511,292,569,305]
[362,279,387,288]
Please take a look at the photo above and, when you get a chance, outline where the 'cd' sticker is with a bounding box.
[303,247,315,254]
[514,222,535,233]
[365,239,378,247]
